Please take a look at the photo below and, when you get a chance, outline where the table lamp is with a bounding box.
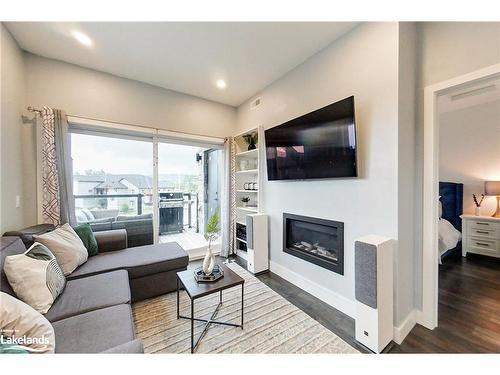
[485,181,500,218]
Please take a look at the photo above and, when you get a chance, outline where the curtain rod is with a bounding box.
[26,106,228,142]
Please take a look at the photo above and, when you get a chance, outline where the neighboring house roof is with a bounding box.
[94,181,128,190]
[74,175,106,183]
[75,174,154,190]
[74,174,180,191]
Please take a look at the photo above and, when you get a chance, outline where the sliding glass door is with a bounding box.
[157,141,222,256]
[69,123,224,255]
[71,132,154,247]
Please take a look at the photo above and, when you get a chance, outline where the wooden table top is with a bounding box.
[177,263,244,299]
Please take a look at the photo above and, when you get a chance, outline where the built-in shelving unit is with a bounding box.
[236,169,259,175]
[233,127,264,263]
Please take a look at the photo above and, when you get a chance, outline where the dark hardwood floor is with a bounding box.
[190,252,500,353]
[391,252,500,353]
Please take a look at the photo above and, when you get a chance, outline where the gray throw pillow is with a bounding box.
[4,243,66,314]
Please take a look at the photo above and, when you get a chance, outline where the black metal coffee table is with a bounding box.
[176,263,244,353]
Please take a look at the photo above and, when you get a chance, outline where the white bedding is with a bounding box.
[438,218,462,264]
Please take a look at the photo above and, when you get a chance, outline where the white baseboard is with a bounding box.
[269,260,356,318]
[415,309,436,330]
[269,260,420,346]
[393,309,417,344]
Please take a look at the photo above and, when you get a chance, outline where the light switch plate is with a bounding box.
[15,195,21,208]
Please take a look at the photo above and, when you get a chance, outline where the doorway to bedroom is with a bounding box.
[414,70,500,352]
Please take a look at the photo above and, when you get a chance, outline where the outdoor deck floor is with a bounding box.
[160,230,207,250]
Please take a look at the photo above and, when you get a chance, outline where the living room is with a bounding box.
[1,1,500,373]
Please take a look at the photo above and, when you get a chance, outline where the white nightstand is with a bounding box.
[460,215,500,258]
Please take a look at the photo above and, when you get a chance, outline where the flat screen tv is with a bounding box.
[265,96,357,181]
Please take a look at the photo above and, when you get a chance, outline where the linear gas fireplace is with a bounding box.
[283,213,344,275]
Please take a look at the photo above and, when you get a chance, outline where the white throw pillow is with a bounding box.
[80,208,95,221]
[33,223,88,275]
[4,243,66,314]
[0,292,55,353]
[0,292,56,353]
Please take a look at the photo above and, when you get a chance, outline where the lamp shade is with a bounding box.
[485,181,500,196]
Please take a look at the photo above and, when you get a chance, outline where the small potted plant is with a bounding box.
[202,211,219,275]
[241,196,250,207]
[473,193,485,216]
[242,132,258,151]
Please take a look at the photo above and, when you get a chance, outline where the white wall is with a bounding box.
[439,100,500,215]
[24,53,237,138]
[0,24,29,233]
[413,22,500,308]
[236,23,405,322]
[17,53,236,228]
[396,22,417,325]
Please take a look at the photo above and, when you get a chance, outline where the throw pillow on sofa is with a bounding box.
[0,292,55,353]
[33,223,88,275]
[75,209,89,223]
[73,223,99,256]
[80,208,95,221]
[4,243,66,314]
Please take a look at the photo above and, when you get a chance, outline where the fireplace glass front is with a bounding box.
[283,213,344,274]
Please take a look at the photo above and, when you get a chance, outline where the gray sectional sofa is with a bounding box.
[1,224,189,353]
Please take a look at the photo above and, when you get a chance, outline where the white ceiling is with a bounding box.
[6,22,358,106]
[438,75,500,114]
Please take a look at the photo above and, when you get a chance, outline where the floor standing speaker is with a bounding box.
[245,214,268,273]
[354,235,393,353]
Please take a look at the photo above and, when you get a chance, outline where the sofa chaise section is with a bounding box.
[68,234,189,301]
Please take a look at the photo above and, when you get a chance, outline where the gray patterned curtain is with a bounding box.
[41,107,75,226]
[220,137,236,257]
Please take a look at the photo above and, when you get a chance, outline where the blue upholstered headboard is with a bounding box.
[439,181,463,231]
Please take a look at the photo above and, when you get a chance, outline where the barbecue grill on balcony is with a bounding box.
[159,192,184,234]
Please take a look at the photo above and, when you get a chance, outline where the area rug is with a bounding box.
[132,263,359,354]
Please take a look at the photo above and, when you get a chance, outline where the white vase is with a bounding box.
[202,246,215,275]
[474,207,481,216]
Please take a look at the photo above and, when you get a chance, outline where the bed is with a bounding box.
[438,182,463,263]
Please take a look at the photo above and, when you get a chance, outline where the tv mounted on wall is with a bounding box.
[265,96,357,180]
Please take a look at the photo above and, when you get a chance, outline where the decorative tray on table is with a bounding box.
[193,265,224,282]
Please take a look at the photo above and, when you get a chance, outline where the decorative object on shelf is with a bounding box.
[241,197,250,207]
[485,181,500,218]
[473,193,485,216]
[243,182,250,190]
[193,264,224,282]
[202,212,219,275]
[239,159,249,171]
[252,182,258,190]
[242,132,258,151]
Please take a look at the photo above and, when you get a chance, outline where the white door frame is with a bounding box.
[420,63,500,329]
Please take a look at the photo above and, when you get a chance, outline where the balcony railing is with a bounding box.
[74,193,199,231]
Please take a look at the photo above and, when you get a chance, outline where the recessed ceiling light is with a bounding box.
[216,80,227,89]
[71,30,93,47]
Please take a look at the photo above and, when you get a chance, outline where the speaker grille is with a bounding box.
[246,215,254,249]
[355,240,377,308]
